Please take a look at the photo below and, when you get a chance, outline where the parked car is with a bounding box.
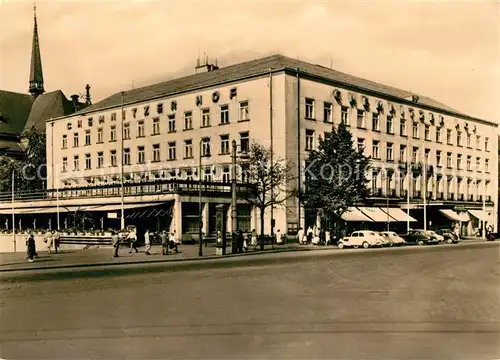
[434,229,459,244]
[401,229,439,246]
[380,231,406,246]
[424,230,444,243]
[337,231,383,249]
[486,232,500,241]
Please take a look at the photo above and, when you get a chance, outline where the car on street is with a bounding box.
[401,229,439,246]
[380,231,406,246]
[434,228,460,244]
[486,232,500,241]
[337,230,384,249]
[424,230,444,243]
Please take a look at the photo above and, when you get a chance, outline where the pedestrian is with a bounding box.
[53,230,61,253]
[250,229,257,247]
[160,230,169,255]
[169,231,178,253]
[128,229,139,253]
[26,232,35,262]
[297,227,305,245]
[111,230,120,258]
[307,227,313,244]
[144,229,151,255]
[276,229,283,245]
[45,230,54,254]
[319,228,326,245]
[237,230,244,253]
[243,232,248,251]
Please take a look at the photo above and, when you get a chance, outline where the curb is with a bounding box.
[0,246,315,273]
[1,242,497,283]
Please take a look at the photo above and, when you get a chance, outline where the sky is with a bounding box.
[0,0,499,123]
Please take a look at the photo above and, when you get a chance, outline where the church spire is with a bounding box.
[29,4,44,98]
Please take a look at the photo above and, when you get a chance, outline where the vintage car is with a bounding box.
[380,231,406,246]
[401,229,439,246]
[337,231,384,249]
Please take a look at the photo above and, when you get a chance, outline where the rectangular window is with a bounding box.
[110,125,116,141]
[62,135,67,149]
[184,111,193,130]
[386,115,393,134]
[222,166,230,183]
[485,137,489,151]
[137,146,145,164]
[220,135,230,154]
[485,158,489,172]
[167,115,175,133]
[152,144,160,162]
[400,117,406,136]
[476,157,481,172]
[62,157,67,172]
[457,131,462,146]
[412,147,418,163]
[73,133,79,147]
[305,98,315,119]
[220,105,230,124]
[73,155,79,171]
[184,139,193,159]
[97,127,103,143]
[85,130,91,146]
[203,167,212,182]
[372,113,379,131]
[436,127,442,142]
[111,113,117,121]
[85,154,91,169]
[357,110,365,128]
[372,140,380,159]
[144,106,150,117]
[201,138,211,157]
[110,150,117,167]
[457,154,462,169]
[240,132,249,153]
[123,122,130,140]
[98,115,105,124]
[412,122,419,138]
[476,135,481,150]
[341,106,349,125]
[424,125,430,140]
[357,138,365,152]
[97,151,104,168]
[467,156,471,171]
[386,143,393,161]
[123,148,131,165]
[323,102,332,123]
[88,117,93,127]
[436,150,441,167]
[202,108,210,127]
[157,103,163,114]
[400,145,407,162]
[447,152,452,168]
[447,129,453,144]
[153,117,161,135]
[466,133,471,147]
[305,130,315,151]
[239,101,249,121]
[137,120,145,137]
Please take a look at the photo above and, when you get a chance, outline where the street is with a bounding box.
[1,243,499,359]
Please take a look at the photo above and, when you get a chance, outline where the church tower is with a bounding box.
[28,5,44,98]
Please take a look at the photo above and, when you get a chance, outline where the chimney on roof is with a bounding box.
[195,54,219,74]
[70,94,80,111]
[85,84,92,105]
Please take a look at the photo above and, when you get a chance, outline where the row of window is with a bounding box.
[304,98,490,151]
[64,101,250,147]
[61,132,250,172]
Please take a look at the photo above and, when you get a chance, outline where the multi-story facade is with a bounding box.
[3,54,496,239]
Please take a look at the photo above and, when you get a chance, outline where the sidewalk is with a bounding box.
[0,243,323,272]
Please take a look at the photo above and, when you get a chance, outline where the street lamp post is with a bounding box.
[482,177,486,240]
[386,171,390,231]
[231,140,238,254]
[198,138,203,257]
[120,91,125,230]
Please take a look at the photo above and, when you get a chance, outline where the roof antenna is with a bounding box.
[196,40,200,67]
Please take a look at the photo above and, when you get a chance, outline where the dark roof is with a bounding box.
[0,90,34,135]
[74,54,486,123]
[22,90,77,135]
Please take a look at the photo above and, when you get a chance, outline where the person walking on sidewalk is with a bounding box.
[144,229,152,255]
[169,231,179,253]
[111,230,120,258]
[250,229,258,247]
[53,230,61,253]
[128,229,139,254]
[26,232,36,262]
[160,230,169,255]
[44,231,54,254]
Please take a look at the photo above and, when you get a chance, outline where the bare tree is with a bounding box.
[239,141,293,250]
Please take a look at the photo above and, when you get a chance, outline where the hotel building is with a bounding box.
[1,54,497,239]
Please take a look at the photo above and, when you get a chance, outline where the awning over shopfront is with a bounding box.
[90,203,162,212]
[439,209,469,222]
[383,208,417,222]
[358,207,397,222]
[468,210,490,222]
[0,205,92,215]
[341,207,374,222]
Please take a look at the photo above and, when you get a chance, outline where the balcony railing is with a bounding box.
[0,179,257,204]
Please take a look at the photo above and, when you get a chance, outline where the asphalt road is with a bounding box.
[1,243,499,359]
